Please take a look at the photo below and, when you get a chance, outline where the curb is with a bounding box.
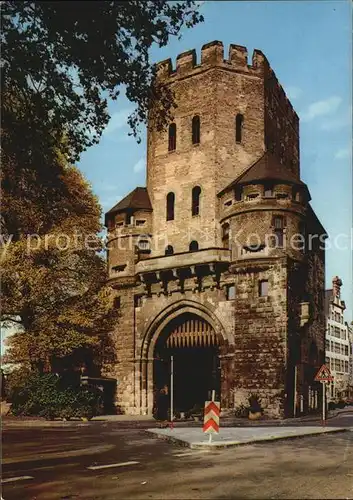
[145,427,350,449]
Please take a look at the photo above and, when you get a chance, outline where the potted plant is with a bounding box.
[248,393,263,420]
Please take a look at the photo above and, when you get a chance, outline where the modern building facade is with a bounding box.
[104,41,326,418]
[325,276,351,401]
[348,322,353,399]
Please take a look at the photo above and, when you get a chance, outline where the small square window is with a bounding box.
[136,220,146,226]
[259,280,269,297]
[246,193,259,200]
[226,285,236,300]
[112,264,126,273]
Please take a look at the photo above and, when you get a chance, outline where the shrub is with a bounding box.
[328,401,336,411]
[10,372,102,420]
[336,400,346,409]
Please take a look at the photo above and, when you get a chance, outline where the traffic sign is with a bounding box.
[203,400,220,434]
[314,364,333,382]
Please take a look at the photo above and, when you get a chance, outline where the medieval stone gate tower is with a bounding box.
[104,41,326,418]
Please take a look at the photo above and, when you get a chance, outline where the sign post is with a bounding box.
[314,364,333,426]
[170,355,174,429]
[293,365,298,417]
[203,390,220,444]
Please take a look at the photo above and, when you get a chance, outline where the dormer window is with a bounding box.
[264,183,274,198]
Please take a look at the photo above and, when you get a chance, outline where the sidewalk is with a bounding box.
[146,425,349,449]
[2,407,352,428]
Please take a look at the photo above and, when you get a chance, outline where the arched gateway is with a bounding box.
[154,313,221,411]
[140,302,226,415]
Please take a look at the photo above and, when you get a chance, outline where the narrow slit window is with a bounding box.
[191,186,201,216]
[168,123,176,151]
[235,114,244,143]
[192,115,200,144]
[166,192,175,221]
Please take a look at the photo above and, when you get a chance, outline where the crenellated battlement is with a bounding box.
[155,40,298,122]
[156,40,269,79]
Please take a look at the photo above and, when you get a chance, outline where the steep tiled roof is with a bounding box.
[219,152,306,196]
[106,187,152,215]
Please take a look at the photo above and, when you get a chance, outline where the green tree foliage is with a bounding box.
[1,163,119,372]
[1,1,203,162]
[9,372,103,420]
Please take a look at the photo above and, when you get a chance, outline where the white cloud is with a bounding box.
[103,109,132,135]
[334,148,351,160]
[320,109,351,131]
[133,158,145,173]
[286,86,303,100]
[300,96,342,122]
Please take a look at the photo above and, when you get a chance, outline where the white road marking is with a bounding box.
[1,476,34,484]
[87,461,140,470]
[173,450,210,457]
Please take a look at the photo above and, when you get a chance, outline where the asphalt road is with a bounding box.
[2,413,353,500]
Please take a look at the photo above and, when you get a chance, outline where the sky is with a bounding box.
[77,0,352,321]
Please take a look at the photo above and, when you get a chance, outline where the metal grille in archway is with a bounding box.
[164,313,219,348]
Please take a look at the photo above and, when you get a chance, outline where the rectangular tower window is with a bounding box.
[259,280,269,297]
[273,216,285,248]
[168,123,176,151]
[235,114,244,143]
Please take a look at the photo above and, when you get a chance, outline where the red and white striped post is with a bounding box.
[203,390,220,443]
